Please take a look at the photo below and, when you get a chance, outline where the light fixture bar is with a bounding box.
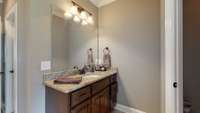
[71,0,93,16]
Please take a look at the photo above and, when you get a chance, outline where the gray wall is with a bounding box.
[20,0,98,113]
[183,0,200,112]
[98,0,161,113]
[18,0,29,112]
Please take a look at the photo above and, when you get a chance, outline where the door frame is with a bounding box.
[0,16,2,113]
[162,0,183,113]
[4,3,18,113]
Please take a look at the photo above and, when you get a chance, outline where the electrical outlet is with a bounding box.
[41,61,51,71]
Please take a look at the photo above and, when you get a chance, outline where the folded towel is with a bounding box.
[54,75,82,84]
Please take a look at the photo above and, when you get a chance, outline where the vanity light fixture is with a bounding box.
[73,15,81,23]
[65,0,94,25]
[87,15,94,24]
[71,5,79,15]
[81,20,88,26]
[80,11,88,20]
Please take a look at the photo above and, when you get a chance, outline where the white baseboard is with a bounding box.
[115,104,146,113]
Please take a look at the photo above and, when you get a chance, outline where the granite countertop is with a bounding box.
[44,69,118,94]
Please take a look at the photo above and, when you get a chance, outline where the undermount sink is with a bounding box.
[83,75,101,79]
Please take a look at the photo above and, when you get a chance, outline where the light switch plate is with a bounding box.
[41,61,51,71]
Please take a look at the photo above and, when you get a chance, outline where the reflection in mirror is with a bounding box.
[51,6,98,72]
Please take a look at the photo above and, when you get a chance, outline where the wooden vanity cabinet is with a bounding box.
[110,83,117,109]
[110,74,118,109]
[46,74,117,113]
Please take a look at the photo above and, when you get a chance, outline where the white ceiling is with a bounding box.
[89,0,116,7]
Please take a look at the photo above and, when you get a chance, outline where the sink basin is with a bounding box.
[83,75,101,79]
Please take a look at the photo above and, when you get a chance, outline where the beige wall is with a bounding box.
[20,0,97,113]
[98,0,161,113]
[183,0,200,112]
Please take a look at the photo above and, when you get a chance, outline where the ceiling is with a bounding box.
[89,0,116,7]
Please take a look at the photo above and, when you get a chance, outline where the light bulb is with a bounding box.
[87,16,94,24]
[71,5,78,15]
[64,12,73,19]
[80,11,88,20]
[81,20,88,26]
[73,15,81,23]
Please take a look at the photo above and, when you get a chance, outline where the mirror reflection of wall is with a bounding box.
[51,14,69,71]
[51,6,98,71]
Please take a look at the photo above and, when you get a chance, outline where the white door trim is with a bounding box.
[175,0,183,113]
[162,0,183,113]
[5,3,18,113]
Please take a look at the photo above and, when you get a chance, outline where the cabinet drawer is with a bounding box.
[110,74,117,83]
[92,78,110,95]
[71,86,91,108]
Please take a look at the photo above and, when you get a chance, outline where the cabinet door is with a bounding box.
[111,83,118,109]
[71,100,91,113]
[92,88,110,113]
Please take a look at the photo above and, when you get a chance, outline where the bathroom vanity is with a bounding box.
[46,6,118,113]
[45,70,118,113]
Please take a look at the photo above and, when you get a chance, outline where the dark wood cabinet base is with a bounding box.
[46,74,118,113]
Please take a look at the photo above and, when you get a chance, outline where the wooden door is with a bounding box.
[92,88,110,113]
[71,100,91,113]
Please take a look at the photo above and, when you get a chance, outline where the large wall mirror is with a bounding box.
[51,6,98,71]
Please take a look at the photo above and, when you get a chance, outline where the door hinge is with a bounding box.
[173,82,177,88]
